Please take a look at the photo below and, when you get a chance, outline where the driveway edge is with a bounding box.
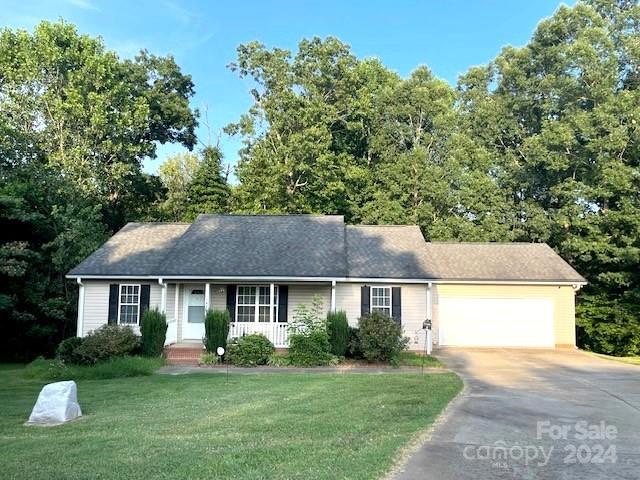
[385,373,469,480]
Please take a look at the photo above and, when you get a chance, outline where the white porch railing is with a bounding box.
[229,322,289,347]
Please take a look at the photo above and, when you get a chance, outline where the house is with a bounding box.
[66,214,586,352]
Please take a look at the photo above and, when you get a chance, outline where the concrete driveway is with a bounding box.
[395,349,640,480]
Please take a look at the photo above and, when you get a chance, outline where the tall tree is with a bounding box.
[0,21,198,359]
[183,146,230,220]
[158,152,201,221]
[457,0,640,354]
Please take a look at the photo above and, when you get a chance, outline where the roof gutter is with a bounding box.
[65,274,587,286]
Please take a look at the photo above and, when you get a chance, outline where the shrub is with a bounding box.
[56,337,85,364]
[288,331,334,366]
[140,309,168,357]
[267,354,292,367]
[200,352,217,365]
[23,356,163,381]
[347,327,363,359]
[226,334,274,367]
[286,294,334,366]
[74,325,139,365]
[358,312,409,362]
[326,311,349,356]
[204,309,230,353]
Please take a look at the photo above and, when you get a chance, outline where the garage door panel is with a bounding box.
[438,297,554,347]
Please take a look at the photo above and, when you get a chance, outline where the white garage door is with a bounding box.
[438,297,554,347]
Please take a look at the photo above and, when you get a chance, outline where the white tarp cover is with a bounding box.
[26,380,82,425]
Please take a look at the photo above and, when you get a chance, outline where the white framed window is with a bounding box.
[236,285,279,323]
[118,284,141,325]
[371,286,392,317]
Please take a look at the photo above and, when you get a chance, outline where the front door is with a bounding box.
[183,284,206,340]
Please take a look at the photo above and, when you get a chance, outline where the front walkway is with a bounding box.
[158,364,449,375]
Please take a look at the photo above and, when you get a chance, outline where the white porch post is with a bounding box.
[204,283,210,311]
[330,280,336,312]
[76,278,85,337]
[174,283,180,325]
[269,283,276,345]
[159,278,167,314]
[426,282,432,355]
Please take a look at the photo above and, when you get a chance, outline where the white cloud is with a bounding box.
[67,0,99,11]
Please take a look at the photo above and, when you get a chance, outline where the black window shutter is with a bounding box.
[361,286,370,317]
[140,285,151,323]
[108,284,119,325]
[226,285,237,321]
[278,285,288,323]
[392,287,402,324]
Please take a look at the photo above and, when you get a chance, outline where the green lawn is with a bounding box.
[587,351,640,366]
[0,365,461,480]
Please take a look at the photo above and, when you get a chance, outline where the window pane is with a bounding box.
[120,305,138,324]
[188,306,205,323]
[258,306,270,322]
[237,306,255,322]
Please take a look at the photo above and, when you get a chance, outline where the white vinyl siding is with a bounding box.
[287,284,331,323]
[334,282,428,351]
[80,280,161,337]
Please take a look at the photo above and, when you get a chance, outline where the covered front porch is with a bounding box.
[158,280,336,348]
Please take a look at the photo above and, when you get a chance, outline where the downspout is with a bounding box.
[76,278,85,337]
[330,280,337,312]
[426,282,433,355]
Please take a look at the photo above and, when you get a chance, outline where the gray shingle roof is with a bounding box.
[346,225,435,278]
[422,242,586,282]
[67,223,190,276]
[159,215,347,277]
[67,215,585,283]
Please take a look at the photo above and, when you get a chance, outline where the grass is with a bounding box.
[586,351,640,366]
[22,356,165,381]
[0,366,461,480]
[394,351,444,368]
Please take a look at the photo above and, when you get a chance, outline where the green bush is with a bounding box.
[23,356,164,381]
[140,309,168,357]
[74,325,139,365]
[326,311,349,356]
[347,327,363,359]
[358,312,409,362]
[204,309,230,353]
[199,352,218,365]
[267,354,292,367]
[55,337,85,364]
[226,334,274,367]
[288,330,335,366]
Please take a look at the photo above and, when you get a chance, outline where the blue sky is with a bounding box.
[4,0,574,175]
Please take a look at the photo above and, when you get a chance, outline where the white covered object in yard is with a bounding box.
[26,381,82,425]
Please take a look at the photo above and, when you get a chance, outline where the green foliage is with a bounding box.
[347,327,363,359]
[0,20,198,361]
[23,355,163,381]
[199,352,218,365]
[326,311,349,356]
[183,147,230,220]
[358,312,409,362]
[55,337,84,365]
[266,354,292,367]
[140,309,168,357]
[74,325,139,365]
[226,334,275,367]
[288,331,335,367]
[204,309,230,353]
[157,152,201,221]
[286,295,334,366]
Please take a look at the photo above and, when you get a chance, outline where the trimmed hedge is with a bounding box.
[140,308,168,357]
[56,337,84,364]
[326,311,349,356]
[226,334,274,367]
[74,325,139,365]
[204,309,230,353]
